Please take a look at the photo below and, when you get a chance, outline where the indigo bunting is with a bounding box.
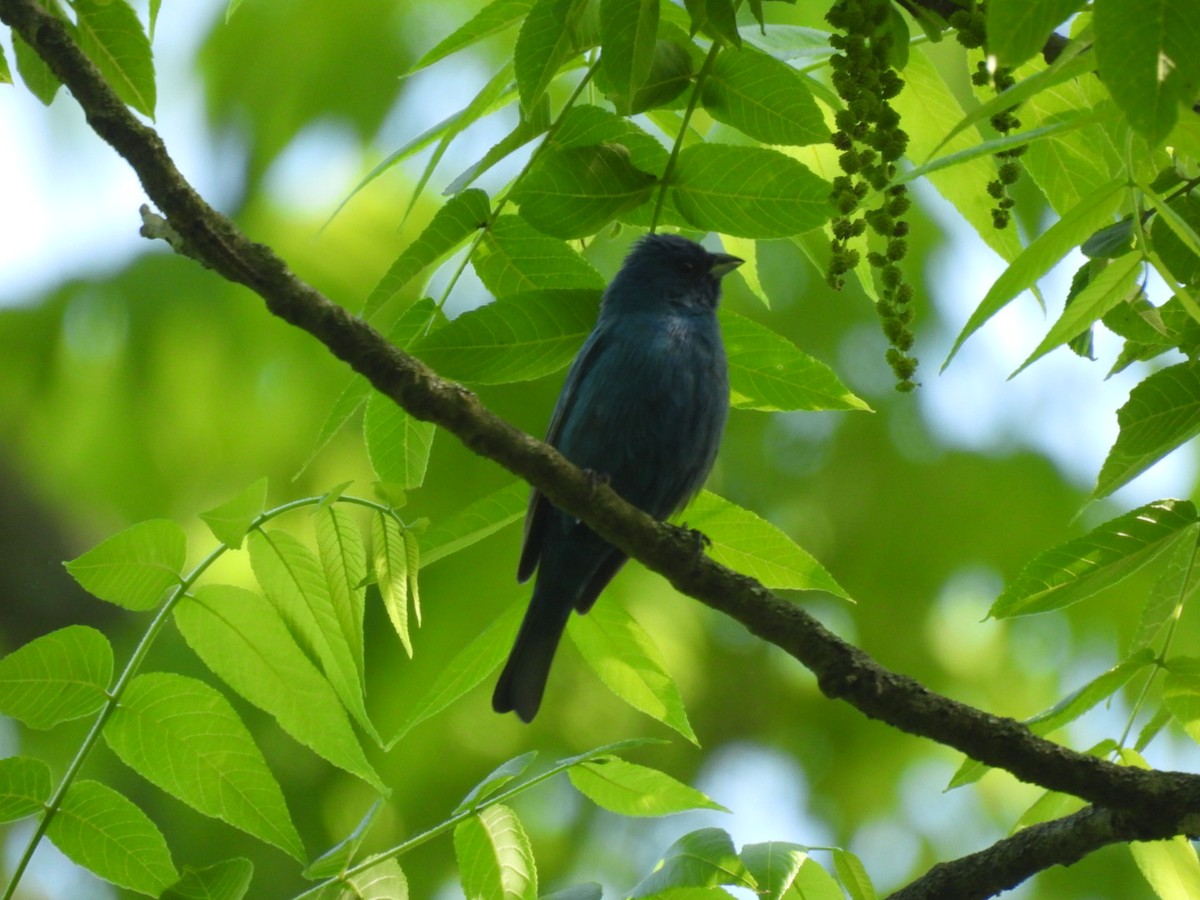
[492,234,741,722]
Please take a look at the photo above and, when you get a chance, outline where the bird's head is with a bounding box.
[602,233,743,315]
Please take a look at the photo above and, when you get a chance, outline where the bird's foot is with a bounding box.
[670,522,711,551]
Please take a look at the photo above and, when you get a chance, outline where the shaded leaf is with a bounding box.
[702,46,828,146]
[0,625,112,729]
[739,843,806,900]
[600,0,659,115]
[988,0,1085,68]
[455,751,539,814]
[74,0,156,117]
[474,215,605,297]
[304,800,385,880]
[514,144,657,239]
[1096,362,1200,498]
[672,143,830,239]
[12,31,61,104]
[414,290,600,385]
[514,0,591,114]
[364,189,490,317]
[407,0,533,74]
[372,511,415,656]
[446,102,551,195]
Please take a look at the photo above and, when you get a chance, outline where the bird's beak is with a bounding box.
[709,253,744,278]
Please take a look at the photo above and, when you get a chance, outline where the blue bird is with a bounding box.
[492,233,742,722]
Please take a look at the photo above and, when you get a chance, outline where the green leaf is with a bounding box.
[389,601,525,744]
[684,491,849,597]
[248,529,374,736]
[1131,523,1200,652]
[514,143,657,239]
[722,310,869,412]
[74,0,156,117]
[372,511,415,656]
[0,43,12,85]
[454,752,539,815]
[570,600,697,743]
[1027,649,1157,736]
[162,858,254,900]
[200,477,268,549]
[304,800,385,880]
[46,780,177,895]
[832,849,878,900]
[1095,0,1200,145]
[618,37,695,113]
[0,756,52,824]
[630,828,755,897]
[555,105,670,175]
[514,0,591,114]
[672,143,831,239]
[12,31,61,104]
[65,518,186,610]
[569,756,726,816]
[474,215,605,297]
[407,0,533,74]
[597,0,657,110]
[1096,362,1200,498]
[988,0,1085,68]
[420,481,528,567]
[175,585,383,789]
[600,0,659,115]
[454,804,538,900]
[414,290,600,385]
[1162,657,1200,744]
[446,101,552,195]
[341,860,409,899]
[364,393,436,491]
[702,46,828,146]
[1012,252,1143,376]
[1130,834,1200,900]
[684,0,741,47]
[1150,191,1200,285]
[989,500,1199,618]
[893,46,1023,265]
[942,177,1125,369]
[541,885,603,900]
[739,843,807,900]
[0,625,112,729]
[316,505,368,682]
[104,673,304,859]
[364,189,490,318]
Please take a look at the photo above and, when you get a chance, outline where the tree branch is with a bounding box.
[889,805,1179,900]
[3,0,1198,894]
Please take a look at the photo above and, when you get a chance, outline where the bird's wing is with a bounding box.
[516,319,615,583]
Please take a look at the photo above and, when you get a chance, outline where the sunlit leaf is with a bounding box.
[74,0,156,117]
[454,752,539,814]
[570,600,697,743]
[372,510,415,656]
[175,586,383,789]
[0,625,112,729]
[569,756,726,816]
[990,500,1198,617]
[65,519,186,611]
[0,756,52,824]
[514,0,591,114]
[630,827,755,897]
[702,46,828,146]
[364,393,436,491]
[200,477,267,549]
[684,491,849,597]
[420,481,528,567]
[474,215,605,297]
[162,858,254,900]
[46,780,177,895]
[105,673,304,859]
[407,0,533,74]
[454,804,538,900]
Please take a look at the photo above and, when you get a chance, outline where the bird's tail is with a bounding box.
[492,585,572,723]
